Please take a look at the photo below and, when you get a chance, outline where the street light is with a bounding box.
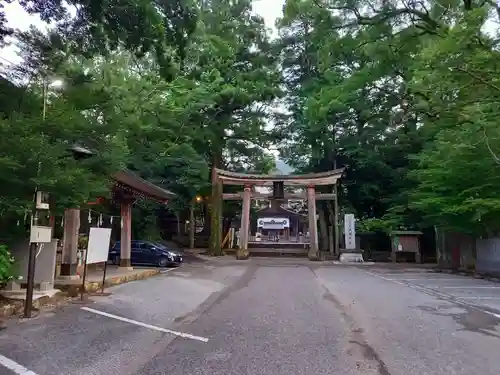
[42,78,64,121]
[50,80,64,89]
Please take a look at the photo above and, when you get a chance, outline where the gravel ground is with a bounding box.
[0,260,499,375]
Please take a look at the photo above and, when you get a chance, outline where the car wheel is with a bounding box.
[158,257,169,267]
[111,255,120,265]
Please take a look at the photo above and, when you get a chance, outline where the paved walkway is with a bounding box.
[0,261,499,375]
[364,266,500,316]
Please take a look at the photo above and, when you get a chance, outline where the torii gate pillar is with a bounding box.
[236,185,252,260]
[307,185,319,260]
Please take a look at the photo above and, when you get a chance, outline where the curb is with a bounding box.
[56,268,162,296]
[0,292,71,318]
[84,269,161,293]
[0,269,162,318]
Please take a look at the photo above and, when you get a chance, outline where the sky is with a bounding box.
[1,0,286,67]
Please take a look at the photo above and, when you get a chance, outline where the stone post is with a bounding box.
[236,184,252,260]
[307,185,319,260]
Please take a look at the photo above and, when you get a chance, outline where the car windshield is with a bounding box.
[153,243,169,250]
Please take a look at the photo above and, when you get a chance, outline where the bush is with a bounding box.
[0,244,15,284]
[78,235,88,250]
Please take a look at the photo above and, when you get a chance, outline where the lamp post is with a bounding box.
[24,79,66,318]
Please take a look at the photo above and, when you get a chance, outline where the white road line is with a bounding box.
[81,307,209,343]
[160,268,176,274]
[364,271,407,285]
[0,354,38,375]
[458,297,500,300]
[363,270,500,320]
[395,278,472,281]
[440,286,500,289]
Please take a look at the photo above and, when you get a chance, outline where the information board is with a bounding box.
[86,227,112,264]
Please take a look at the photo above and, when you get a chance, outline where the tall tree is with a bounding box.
[276,0,426,239]
[182,0,281,255]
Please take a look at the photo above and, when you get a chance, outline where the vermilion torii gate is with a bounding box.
[215,168,345,260]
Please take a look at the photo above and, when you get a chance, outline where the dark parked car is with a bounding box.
[109,240,183,267]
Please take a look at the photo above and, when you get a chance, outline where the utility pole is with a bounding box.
[25,78,50,318]
[24,226,38,318]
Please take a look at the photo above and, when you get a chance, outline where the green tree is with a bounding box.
[276,0,500,239]
[0,29,208,241]
[276,0,426,242]
[181,0,281,255]
[1,0,198,79]
[406,3,500,236]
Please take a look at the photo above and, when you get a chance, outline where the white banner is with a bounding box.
[86,227,112,264]
[344,214,356,250]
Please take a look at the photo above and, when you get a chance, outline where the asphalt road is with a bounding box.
[0,260,499,375]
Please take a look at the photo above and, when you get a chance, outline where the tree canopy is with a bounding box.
[276,0,500,238]
[0,0,280,250]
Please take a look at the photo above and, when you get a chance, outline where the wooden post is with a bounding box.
[119,199,134,269]
[61,208,80,277]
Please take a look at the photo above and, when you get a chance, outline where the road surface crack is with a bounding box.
[322,285,391,375]
[172,264,258,325]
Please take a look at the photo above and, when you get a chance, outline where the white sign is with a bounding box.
[86,227,112,264]
[344,214,356,250]
[30,225,52,243]
[257,217,290,229]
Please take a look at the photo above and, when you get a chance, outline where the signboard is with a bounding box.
[86,227,112,264]
[344,214,356,250]
[257,217,290,230]
[30,226,52,243]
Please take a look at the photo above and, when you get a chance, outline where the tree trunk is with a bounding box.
[326,201,337,254]
[208,152,223,255]
[326,202,334,228]
[176,213,181,235]
[318,203,329,251]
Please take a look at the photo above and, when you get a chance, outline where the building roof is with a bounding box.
[113,169,176,202]
[256,206,306,219]
[215,168,345,186]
